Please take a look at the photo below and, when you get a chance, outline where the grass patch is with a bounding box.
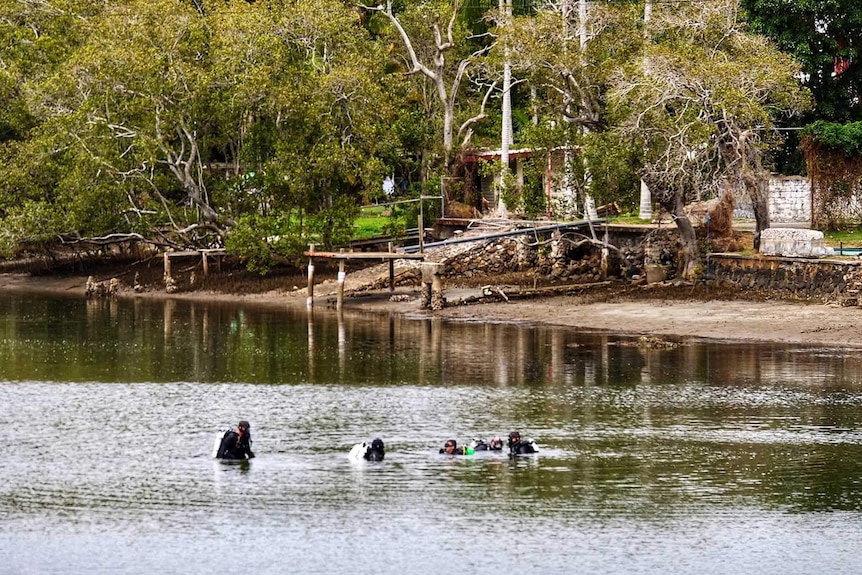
[359,205,387,217]
[610,214,653,224]
[823,226,862,247]
[353,215,390,240]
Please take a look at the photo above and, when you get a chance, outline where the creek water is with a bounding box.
[1,293,862,574]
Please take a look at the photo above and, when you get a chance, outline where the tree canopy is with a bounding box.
[0,0,821,275]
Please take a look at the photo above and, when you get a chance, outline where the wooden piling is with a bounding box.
[418,214,424,254]
[307,244,315,308]
[388,242,395,294]
[337,257,346,313]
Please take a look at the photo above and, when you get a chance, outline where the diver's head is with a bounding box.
[238,420,250,433]
[508,431,521,446]
[442,439,457,454]
[489,436,503,450]
[371,438,384,452]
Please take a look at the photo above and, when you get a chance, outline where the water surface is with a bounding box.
[1,294,862,574]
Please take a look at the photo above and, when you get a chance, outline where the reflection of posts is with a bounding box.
[420,262,444,311]
[307,309,315,380]
[337,314,346,379]
[164,299,175,340]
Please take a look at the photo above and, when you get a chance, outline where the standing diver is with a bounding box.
[216,420,255,460]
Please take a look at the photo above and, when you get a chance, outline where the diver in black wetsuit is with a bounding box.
[471,439,489,451]
[364,438,385,461]
[216,420,255,460]
[507,431,537,454]
[469,436,504,451]
[440,439,473,455]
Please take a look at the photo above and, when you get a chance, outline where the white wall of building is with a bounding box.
[733,175,811,224]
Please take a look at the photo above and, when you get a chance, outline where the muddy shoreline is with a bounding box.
[2,270,861,349]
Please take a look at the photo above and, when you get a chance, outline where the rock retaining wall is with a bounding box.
[438,226,682,283]
[710,254,862,303]
[420,225,862,305]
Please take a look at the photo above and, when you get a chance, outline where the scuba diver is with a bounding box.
[469,437,504,451]
[470,438,489,451]
[507,431,538,455]
[349,438,386,461]
[365,438,385,461]
[215,420,255,460]
[440,439,474,455]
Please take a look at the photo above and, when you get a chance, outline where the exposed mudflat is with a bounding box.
[2,263,860,349]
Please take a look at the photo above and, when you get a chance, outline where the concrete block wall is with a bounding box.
[734,176,810,224]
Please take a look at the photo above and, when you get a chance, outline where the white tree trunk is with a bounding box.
[497,0,513,217]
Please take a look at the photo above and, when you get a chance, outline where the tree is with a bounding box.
[741,0,862,173]
[742,0,862,124]
[498,2,644,214]
[607,0,810,277]
[0,0,398,266]
[363,0,497,172]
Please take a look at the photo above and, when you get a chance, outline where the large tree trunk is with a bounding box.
[743,167,770,252]
[667,189,700,280]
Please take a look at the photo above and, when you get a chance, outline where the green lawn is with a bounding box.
[823,227,862,247]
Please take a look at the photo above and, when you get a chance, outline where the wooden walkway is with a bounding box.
[303,245,425,309]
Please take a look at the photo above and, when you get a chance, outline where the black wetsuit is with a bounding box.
[364,439,385,461]
[217,429,255,460]
[509,440,537,454]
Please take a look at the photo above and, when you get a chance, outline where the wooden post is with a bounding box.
[388,242,395,294]
[307,244,315,308]
[337,257,346,313]
[163,252,171,282]
[418,214,425,254]
[202,251,209,276]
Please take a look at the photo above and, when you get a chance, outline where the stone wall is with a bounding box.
[734,175,810,224]
[433,225,862,305]
[709,254,862,303]
[439,226,682,283]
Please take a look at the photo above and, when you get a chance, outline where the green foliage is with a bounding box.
[0,0,838,271]
[800,121,862,229]
[582,132,640,213]
[520,158,547,218]
[0,200,67,257]
[0,0,397,262]
[740,0,862,171]
[801,121,862,156]
[224,213,305,275]
[306,195,360,249]
[742,0,862,124]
